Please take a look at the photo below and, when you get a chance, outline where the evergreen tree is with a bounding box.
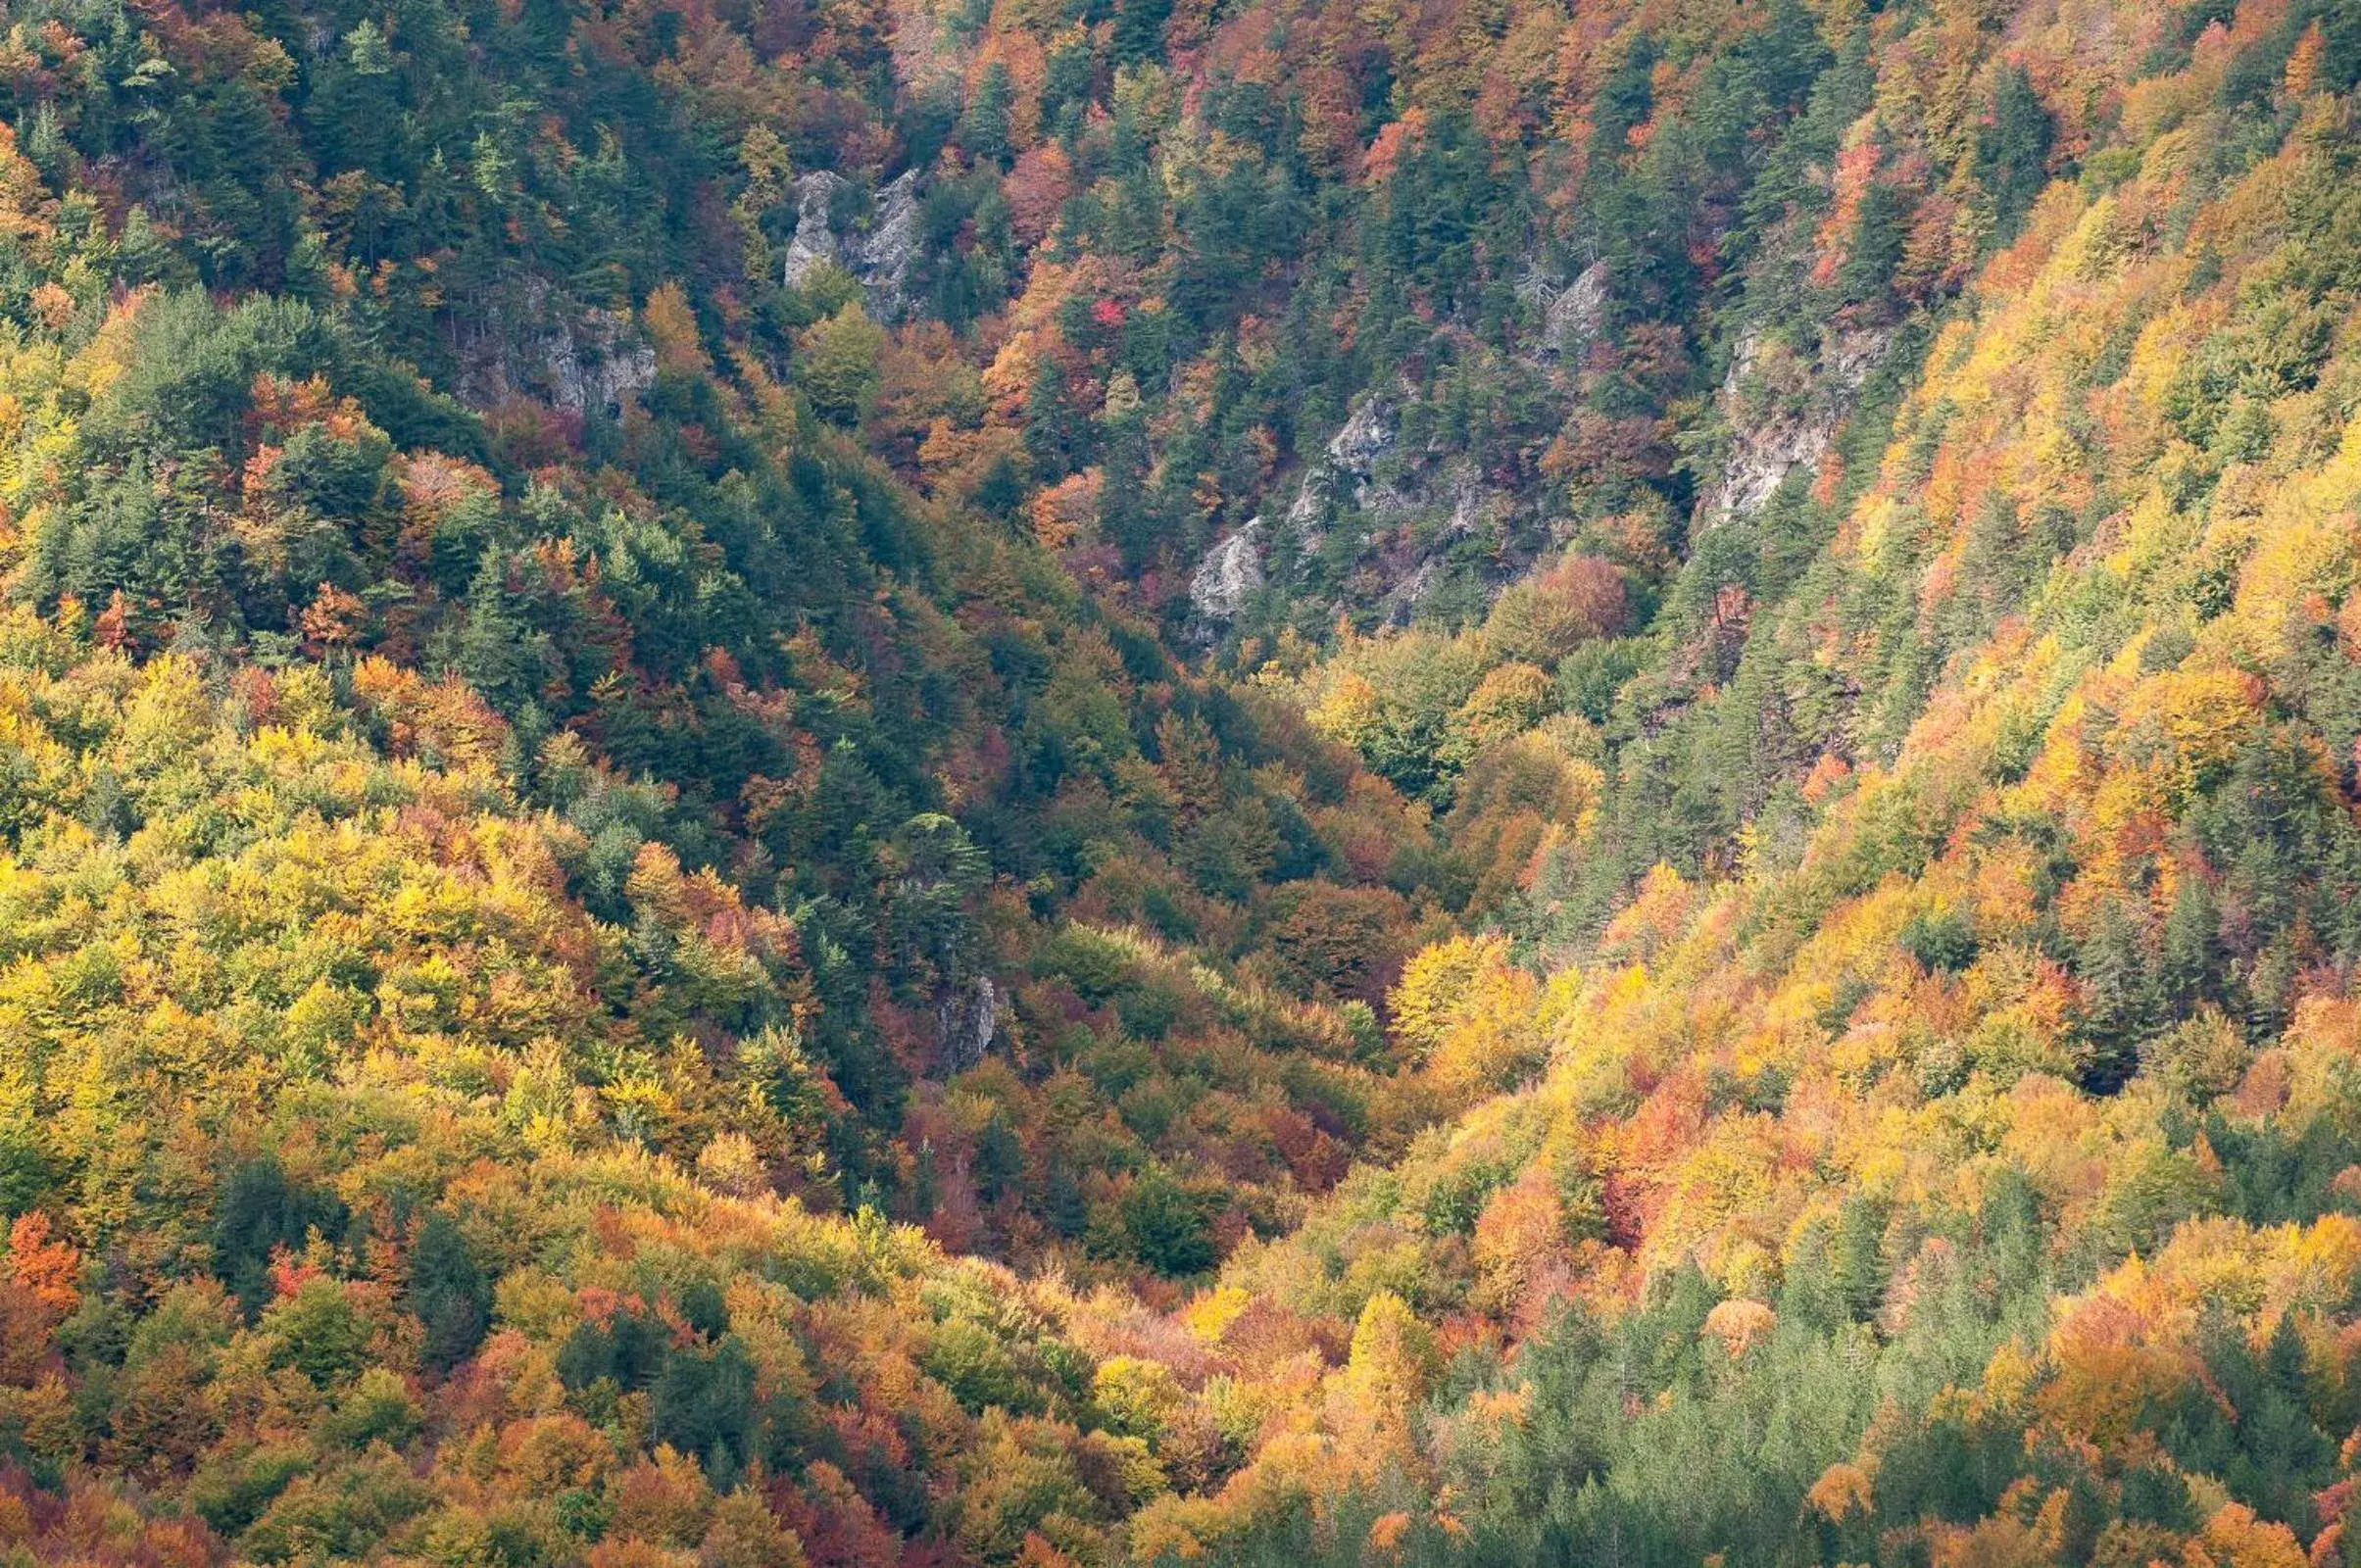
[1975,66,2054,241]
[2160,868,2222,1017]
[1111,0,1173,66]
[2075,900,2158,1094]
[408,1212,491,1376]
[959,64,1014,166]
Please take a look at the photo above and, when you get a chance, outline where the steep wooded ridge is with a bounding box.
[4,0,2361,1560]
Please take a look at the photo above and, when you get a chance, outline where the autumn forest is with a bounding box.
[3,0,2361,1561]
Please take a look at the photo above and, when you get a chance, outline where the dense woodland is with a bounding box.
[7,0,2361,1560]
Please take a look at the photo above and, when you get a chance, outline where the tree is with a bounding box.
[959,65,1015,166]
[2161,870,2222,1017]
[2075,901,2158,1095]
[213,1158,349,1317]
[1118,1171,1212,1276]
[797,305,886,425]
[408,1212,489,1376]
[1111,0,1172,67]
[1975,67,2053,241]
[652,1339,762,1485]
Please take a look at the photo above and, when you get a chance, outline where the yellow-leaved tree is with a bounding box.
[1390,934,1547,1097]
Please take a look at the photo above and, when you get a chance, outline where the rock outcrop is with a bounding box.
[936,975,999,1075]
[1189,383,1534,635]
[1190,518,1266,622]
[1185,265,1612,637]
[1517,259,1609,365]
[1284,393,1403,552]
[783,169,922,318]
[454,276,656,416]
[1703,322,1892,523]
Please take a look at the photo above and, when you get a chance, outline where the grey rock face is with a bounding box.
[547,308,657,416]
[936,975,999,1075]
[1281,393,1399,553]
[781,171,851,288]
[860,171,922,311]
[454,276,656,416]
[1326,395,1399,472]
[783,168,922,319]
[1516,259,1610,365]
[1193,255,1607,634]
[1376,555,1444,625]
[1190,518,1266,622]
[1201,384,1521,631]
[1704,322,1893,524]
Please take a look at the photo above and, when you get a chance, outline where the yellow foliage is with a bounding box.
[1388,934,1545,1096]
[640,282,710,377]
[1344,1289,1439,1411]
[1700,1298,1775,1359]
[1184,1284,1252,1343]
[1806,1461,1874,1523]
[2179,1503,2307,1568]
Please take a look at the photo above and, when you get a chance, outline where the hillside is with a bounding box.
[7,0,2361,1562]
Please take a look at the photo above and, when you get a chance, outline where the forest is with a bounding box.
[8,0,2361,1560]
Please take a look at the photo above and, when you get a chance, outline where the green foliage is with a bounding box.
[264,1279,376,1390]
[798,305,888,425]
[1116,1171,1214,1276]
[409,1213,490,1376]
[650,1339,761,1484]
[213,1159,351,1317]
[1898,907,1979,974]
[6,0,2361,1562]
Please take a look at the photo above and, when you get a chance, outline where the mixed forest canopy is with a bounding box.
[10,0,2361,1561]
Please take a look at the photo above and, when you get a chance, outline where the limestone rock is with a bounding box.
[1190,518,1266,622]
[1281,393,1399,553]
[1704,322,1892,524]
[454,276,656,416]
[781,171,850,288]
[1544,261,1610,359]
[859,170,922,312]
[1514,259,1609,365]
[545,308,656,416]
[783,168,923,319]
[936,975,999,1075]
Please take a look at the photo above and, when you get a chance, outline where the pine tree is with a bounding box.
[1831,1198,1889,1324]
[408,1211,490,1376]
[2075,900,2158,1094]
[959,64,1014,167]
[1974,66,2053,242]
[2160,868,2221,1018]
[1111,0,1173,66]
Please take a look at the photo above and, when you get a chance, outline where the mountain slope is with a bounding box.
[1129,12,2361,1564]
[8,0,2361,1564]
